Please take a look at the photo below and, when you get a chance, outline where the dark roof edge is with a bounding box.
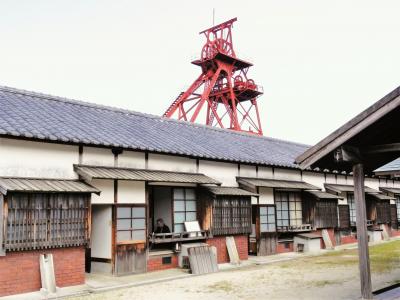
[295,85,400,166]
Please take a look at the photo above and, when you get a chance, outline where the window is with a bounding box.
[396,196,400,223]
[275,191,302,230]
[212,196,252,235]
[116,206,146,242]
[315,200,338,228]
[376,201,391,224]
[348,193,356,224]
[5,193,90,251]
[173,188,197,233]
[260,205,276,232]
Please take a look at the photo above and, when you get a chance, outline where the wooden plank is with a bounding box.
[226,236,240,265]
[353,163,372,300]
[321,229,334,250]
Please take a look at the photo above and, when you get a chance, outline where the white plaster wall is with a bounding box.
[365,178,380,191]
[82,146,114,167]
[325,174,336,184]
[148,154,197,173]
[0,138,78,179]
[198,160,238,186]
[91,205,112,259]
[273,168,302,181]
[336,175,348,185]
[239,165,257,178]
[118,181,145,204]
[341,192,348,205]
[302,171,326,190]
[258,167,273,178]
[258,187,274,205]
[91,179,114,204]
[118,151,146,169]
[394,180,400,188]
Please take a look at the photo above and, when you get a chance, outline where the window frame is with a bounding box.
[275,191,303,230]
[259,204,277,233]
[347,193,357,225]
[172,188,197,233]
[116,204,147,243]
[396,195,400,223]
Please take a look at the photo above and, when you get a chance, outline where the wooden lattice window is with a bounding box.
[338,204,350,229]
[390,204,398,229]
[259,205,276,232]
[116,206,146,242]
[275,191,302,230]
[347,193,357,225]
[5,193,90,251]
[212,196,251,235]
[173,188,197,233]
[376,201,391,224]
[314,200,338,228]
[396,196,400,223]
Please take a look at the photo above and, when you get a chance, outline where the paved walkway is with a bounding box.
[1,238,398,300]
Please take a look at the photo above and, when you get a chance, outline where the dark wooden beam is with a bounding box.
[353,163,372,300]
[334,145,362,164]
[362,143,400,154]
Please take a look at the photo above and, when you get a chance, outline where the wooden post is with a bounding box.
[0,194,5,256]
[353,163,372,299]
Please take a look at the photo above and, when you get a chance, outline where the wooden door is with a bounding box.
[258,233,277,256]
[115,243,147,275]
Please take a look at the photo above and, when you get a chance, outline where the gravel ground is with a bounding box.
[70,240,400,300]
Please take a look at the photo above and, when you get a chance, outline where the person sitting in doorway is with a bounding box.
[155,218,171,234]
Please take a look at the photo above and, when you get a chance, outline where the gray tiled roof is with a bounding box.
[375,158,400,173]
[0,85,309,168]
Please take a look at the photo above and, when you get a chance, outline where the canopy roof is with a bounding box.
[296,86,400,173]
[237,177,319,190]
[75,165,220,185]
[0,177,100,195]
[204,186,258,196]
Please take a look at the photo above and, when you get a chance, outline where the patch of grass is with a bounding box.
[308,279,343,287]
[369,240,400,273]
[207,280,235,293]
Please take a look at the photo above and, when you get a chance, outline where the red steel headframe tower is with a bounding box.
[163,18,264,135]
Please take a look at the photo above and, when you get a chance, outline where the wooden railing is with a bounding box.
[149,230,209,244]
[277,224,312,232]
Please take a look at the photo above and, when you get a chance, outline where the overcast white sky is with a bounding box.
[1,1,400,145]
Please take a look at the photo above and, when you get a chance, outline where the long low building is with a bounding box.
[0,85,399,296]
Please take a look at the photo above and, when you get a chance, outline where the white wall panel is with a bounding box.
[91,205,112,259]
[91,179,114,204]
[273,168,301,181]
[365,178,380,191]
[0,138,78,179]
[198,160,238,186]
[325,174,336,184]
[258,187,274,205]
[118,151,146,169]
[258,167,273,179]
[336,175,348,185]
[394,180,400,188]
[239,165,257,178]
[118,181,145,204]
[148,154,197,173]
[82,146,114,167]
[302,171,326,190]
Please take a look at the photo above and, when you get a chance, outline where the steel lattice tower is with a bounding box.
[163,18,264,135]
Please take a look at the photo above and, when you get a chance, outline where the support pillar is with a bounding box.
[353,163,372,299]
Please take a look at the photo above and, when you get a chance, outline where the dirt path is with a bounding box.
[71,240,400,300]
